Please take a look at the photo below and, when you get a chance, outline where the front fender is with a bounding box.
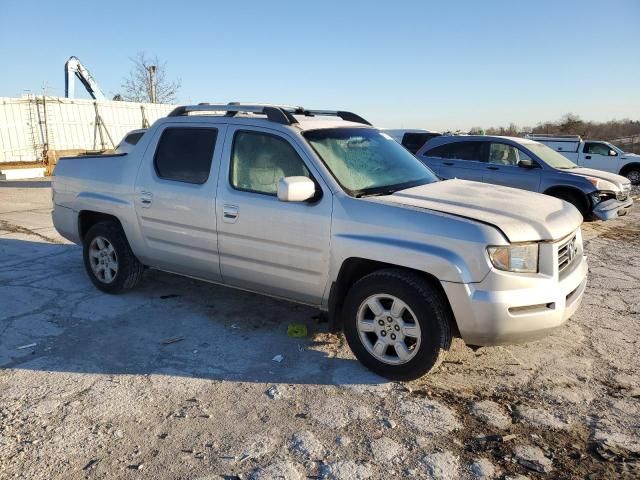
[332,233,478,284]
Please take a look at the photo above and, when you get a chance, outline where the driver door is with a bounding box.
[582,142,619,173]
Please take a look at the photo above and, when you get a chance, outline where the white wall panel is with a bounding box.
[0,96,175,163]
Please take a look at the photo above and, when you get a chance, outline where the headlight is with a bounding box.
[487,243,539,273]
[586,177,617,192]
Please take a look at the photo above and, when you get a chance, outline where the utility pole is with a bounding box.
[148,65,157,103]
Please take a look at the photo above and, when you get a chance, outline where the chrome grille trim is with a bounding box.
[557,234,578,273]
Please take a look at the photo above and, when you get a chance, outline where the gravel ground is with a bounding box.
[1,180,639,480]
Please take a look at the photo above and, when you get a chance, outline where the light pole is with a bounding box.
[148,65,157,103]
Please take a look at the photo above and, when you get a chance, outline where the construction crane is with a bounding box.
[64,56,106,101]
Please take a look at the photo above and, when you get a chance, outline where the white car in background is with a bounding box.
[526,134,640,185]
[384,129,441,154]
[114,129,147,154]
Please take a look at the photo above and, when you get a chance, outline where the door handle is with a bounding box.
[487,166,499,170]
[443,161,454,166]
[585,155,591,159]
[223,204,239,223]
[140,191,153,208]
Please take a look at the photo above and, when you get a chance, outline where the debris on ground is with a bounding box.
[287,323,308,337]
[265,385,283,400]
[512,445,553,473]
[160,336,184,345]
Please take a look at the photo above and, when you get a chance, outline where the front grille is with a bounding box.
[558,235,578,273]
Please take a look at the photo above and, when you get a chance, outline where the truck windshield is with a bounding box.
[526,143,579,169]
[304,128,438,197]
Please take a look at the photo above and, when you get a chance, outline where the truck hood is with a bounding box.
[565,167,630,189]
[370,179,582,243]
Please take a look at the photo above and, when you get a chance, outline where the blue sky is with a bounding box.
[1,0,638,130]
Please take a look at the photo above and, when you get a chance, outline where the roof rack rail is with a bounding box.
[166,103,371,126]
[525,133,582,140]
[167,104,298,125]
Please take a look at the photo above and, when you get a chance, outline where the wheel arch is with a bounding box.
[619,162,640,176]
[78,210,123,241]
[327,258,458,336]
[542,185,590,214]
[543,184,588,199]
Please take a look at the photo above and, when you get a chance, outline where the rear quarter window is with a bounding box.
[402,133,440,154]
[154,127,218,184]
[124,131,145,145]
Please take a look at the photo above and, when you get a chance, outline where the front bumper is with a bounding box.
[592,196,633,221]
[441,253,588,346]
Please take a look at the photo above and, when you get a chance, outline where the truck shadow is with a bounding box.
[0,238,386,387]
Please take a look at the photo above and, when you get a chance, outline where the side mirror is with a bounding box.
[518,159,535,168]
[277,176,316,202]
[609,149,618,156]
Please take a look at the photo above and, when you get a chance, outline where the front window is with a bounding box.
[584,142,612,156]
[487,143,534,166]
[524,143,578,169]
[230,131,311,195]
[304,128,438,196]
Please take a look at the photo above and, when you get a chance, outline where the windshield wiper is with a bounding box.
[354,188,400,198]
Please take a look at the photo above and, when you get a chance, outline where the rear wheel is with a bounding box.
[549,190,589,219]
[342,269,452,381]
[83,221,144,293]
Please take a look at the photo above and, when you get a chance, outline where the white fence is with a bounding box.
[0,96,175,163]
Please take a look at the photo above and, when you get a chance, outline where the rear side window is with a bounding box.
[154,128,218,184]
[425,141,484,161]
[402,133,440,154]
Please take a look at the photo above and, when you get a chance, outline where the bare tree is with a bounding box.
[119,52,181,104]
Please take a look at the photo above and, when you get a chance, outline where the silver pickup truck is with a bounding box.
[52,104,588,380]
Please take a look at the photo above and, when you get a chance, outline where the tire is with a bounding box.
[342,268,452,381]
[549,190,589,219]
[624,168,640,186]
[82,221,144,293]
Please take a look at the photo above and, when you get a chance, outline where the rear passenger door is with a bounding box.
[420,141,486,181]
[216,126,332,305]
[134,123,226,281]
[482,142,541,191]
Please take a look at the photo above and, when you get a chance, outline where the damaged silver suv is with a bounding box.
[52,104,588,380]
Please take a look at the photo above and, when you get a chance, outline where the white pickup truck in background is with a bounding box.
[526,134,640,185]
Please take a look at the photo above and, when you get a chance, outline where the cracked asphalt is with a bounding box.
[0,179,638,479]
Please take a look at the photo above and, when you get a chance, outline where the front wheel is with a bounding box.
[82,221,144,293]
[342,269,452,381]
[624,168,640,186]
